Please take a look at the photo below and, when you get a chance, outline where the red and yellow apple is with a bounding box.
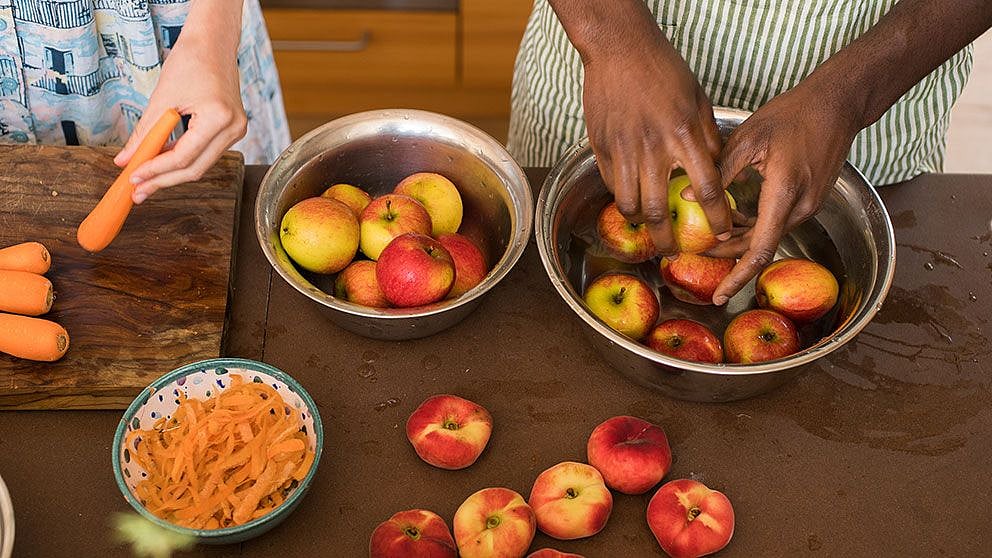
[334,260,389,308]
[454,487,536,558]
[668,175,736,254]
[369,509,458,558]
[359,194,433,260]
[526,550,585,558]
[723,309,800,364]
[646,479,735,558]
[528,461,613,540]
[646,319,724,364]
[583,273,659,340]
[659,254,735,306]
[406,394,493,470]
[596,201,656,263]
[394,172,464,236]
[586,416,672,495]
[437,233,488,299]
[321,182,371,217]
[376,233,455,307]
[280,196,359,274]
[756,257,839,323]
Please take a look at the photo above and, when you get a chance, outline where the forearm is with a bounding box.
[548,0,667,63]
[178,0,244,58]
[810,0,992,130]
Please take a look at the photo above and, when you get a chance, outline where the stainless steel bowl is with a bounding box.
[536,107,896,402]
[256,109,533,340]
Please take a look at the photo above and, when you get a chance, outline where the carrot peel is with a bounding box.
[77,108,181,253]
[0,242,51,274]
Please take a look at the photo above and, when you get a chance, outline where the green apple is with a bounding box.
[321,183,371,217]
[280,196,359,274]
[583,273,659,340]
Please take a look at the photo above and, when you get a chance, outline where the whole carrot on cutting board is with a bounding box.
[0,312,69,361]
[76,108,182,253]
[0,241,51,274]
[0,270,54,316]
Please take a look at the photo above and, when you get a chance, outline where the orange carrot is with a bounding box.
[0,242,51,274]
[77,108,182,253]
[0,270,53,316]
[126,374,315,530]
[0,312,69,361]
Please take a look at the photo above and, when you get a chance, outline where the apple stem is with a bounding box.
[565,488,578,499]
[443,420,459,431]
[613,287,627,305]
[385,199,394,221]
[486,516,501,529]
[687,507,702,522]
[760,331,776,342]
[404,526,421,541]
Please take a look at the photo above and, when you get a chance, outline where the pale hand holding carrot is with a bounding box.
[76,108,181,253]
[0,270,53,316]
[0,312,69,361]
[0,241,51,274]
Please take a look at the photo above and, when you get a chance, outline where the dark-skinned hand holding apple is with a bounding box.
[552,0,992,305]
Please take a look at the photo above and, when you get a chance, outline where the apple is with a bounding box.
[596,201,656,263]
[723,309,800,364]
[647,479,735,558]
[280,196,359,274]
[659,254,735,305]
[668,175,737,254]
[454,487,536,558]
[756,257,839,323]
[586,416,672,495]
[334,260,389,308]
[527,550,585,558]
[528,461,613,540]
[394,172,464,236]
[370,509,458,558]
[406,394,493,470]
[376,233,455,307]
[359,194,433,260]
[437,233,488,299]
[321,182,371,217]
[646,319,723,364]
[583,272,659,340]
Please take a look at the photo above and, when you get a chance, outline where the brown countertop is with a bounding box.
[1,167,990,557]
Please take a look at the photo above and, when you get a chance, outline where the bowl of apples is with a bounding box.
[256,109,533,340]
[536,107,896,402]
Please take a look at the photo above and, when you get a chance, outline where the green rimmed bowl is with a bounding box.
[112,358,323,545]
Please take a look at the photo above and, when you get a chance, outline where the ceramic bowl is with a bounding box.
[112,358,323,544]
[255,108,533,340]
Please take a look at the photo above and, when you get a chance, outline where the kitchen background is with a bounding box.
[260,1,992,174]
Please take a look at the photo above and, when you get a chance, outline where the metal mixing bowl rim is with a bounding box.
[535,113,896,376]
[255,108,534,320]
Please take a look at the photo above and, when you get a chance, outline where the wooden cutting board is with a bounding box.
[0,145,244,410]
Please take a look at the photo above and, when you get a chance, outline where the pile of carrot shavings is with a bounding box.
[125,374,315,530]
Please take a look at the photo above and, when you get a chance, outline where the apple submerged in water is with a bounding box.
[723,309,800,364]
[756,257,839,323]
[646,319,724,364]
[596,201,656,264]
[583,272,659,341]
[668,175,736,254]
[659,254,735,306]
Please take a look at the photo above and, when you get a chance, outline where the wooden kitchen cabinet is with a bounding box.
[262,1,533,141]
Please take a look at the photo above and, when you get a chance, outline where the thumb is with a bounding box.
[716,128,757,190]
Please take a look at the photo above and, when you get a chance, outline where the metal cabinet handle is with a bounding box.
[271,31,372,52]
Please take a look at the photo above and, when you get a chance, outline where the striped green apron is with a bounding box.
[507,0,974,186]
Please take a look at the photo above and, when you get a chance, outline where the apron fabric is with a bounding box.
[508,0,974,186]
[0,0,290,165]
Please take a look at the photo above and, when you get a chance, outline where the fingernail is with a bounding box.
[714,295,729,306]
[130,175,142,184]
[133,191,147,204]
[717,232,732,241]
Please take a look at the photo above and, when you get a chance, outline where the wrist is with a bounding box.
[178,0,243,58]
[551,0,668,65]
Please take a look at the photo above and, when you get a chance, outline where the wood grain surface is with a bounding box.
[0,145,244,410]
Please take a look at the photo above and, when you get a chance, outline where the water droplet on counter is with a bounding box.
[924,262,934,270]
[390,136,399,143]
[969,292,977,302]
[983,252,989,257]
[374,398,400,412]
[422,354,441,371]
[357,363,376,379]
[362,350,378,364]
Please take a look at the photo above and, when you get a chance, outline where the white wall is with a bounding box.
[945,30,992,173]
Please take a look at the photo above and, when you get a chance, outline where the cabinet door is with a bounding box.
[461,0,533,88]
